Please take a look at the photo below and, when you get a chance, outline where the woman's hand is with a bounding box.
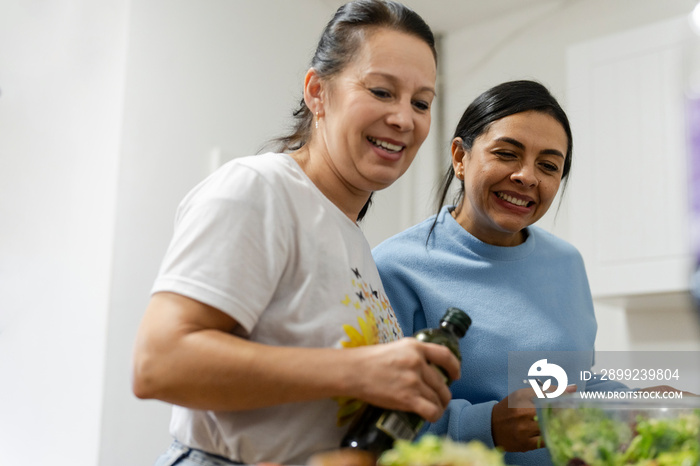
[491,385,576,452]
[491,387,541,452]
[347,337,460,422]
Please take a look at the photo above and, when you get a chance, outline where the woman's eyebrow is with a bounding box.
[496,136,565,158]
[367,71,437,96]
[496,136,525,150]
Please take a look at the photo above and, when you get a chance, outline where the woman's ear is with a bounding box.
[303,68,324,117]
[451,137,466,180]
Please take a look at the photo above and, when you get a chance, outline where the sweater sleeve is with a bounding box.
[423,399,498,447]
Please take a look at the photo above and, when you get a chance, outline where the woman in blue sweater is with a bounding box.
[372,80,626,466]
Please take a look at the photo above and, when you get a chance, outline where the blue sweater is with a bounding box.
[372,207,625,466]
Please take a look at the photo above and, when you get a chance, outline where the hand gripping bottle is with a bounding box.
[339,307,472,457]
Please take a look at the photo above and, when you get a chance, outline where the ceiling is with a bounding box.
[319,0,568,34]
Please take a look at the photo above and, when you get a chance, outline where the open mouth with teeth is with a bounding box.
[368,136,404,153]
[496,191,534,208]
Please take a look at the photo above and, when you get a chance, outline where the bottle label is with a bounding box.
[375,411,423,441]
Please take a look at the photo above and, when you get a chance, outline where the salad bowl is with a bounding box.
[535,395,700,466]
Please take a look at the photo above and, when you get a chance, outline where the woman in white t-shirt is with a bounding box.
[131,1,459,465]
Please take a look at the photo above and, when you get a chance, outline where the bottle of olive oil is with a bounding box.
[339,307,472,457]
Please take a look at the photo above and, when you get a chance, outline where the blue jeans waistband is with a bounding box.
[156,440,244,466]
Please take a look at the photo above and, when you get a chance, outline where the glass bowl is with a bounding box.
[535,395,700,466]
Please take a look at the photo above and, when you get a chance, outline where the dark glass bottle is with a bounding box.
[339,307,472,457]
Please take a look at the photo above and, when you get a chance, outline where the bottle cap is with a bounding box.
[441,307,472,337]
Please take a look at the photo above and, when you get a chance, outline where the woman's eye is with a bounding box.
[495,151,516,159]
[540,162,560,172]
[370,88,391,99]
[412,100,430,111]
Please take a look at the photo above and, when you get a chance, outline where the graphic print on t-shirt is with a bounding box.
[334,267,404,426]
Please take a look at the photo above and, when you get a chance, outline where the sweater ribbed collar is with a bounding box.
[439,206,536,261]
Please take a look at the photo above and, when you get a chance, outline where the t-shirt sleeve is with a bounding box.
[151,164,291,334]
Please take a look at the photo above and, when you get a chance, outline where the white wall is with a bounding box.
[0,0,129,465]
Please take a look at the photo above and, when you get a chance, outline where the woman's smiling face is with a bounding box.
[452,110,569,246]
[316,28,436,192]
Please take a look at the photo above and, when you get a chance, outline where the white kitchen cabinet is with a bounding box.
[566,16,698,299]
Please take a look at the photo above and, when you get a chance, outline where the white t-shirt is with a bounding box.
[151,153,403,465]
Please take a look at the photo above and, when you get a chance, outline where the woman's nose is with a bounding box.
[386,100,415,132]
[511,165,538,187]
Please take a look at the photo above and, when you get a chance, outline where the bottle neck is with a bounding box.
[440,320,465,338]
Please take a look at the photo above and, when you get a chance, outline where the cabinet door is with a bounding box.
[566,16,695,298]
